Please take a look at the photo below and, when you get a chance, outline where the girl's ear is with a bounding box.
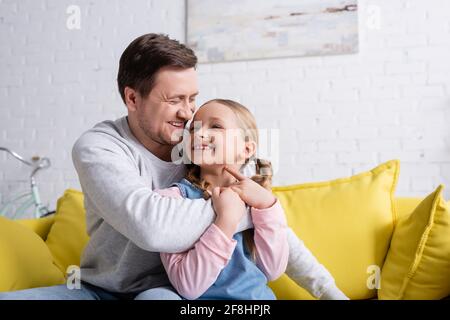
[244,140,257,161]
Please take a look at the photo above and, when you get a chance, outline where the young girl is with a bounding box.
[157,99,348,300]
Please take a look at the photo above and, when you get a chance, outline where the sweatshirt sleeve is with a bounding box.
[71,132,252,253]
[285,229,349,300]
[251,199,289,281]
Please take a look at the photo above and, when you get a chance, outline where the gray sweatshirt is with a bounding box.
[72,116,347,299]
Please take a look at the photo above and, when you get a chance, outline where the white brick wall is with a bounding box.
[1,0,449,216]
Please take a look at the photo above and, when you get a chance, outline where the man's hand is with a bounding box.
[224,166,276,210]
[211,187,246,239]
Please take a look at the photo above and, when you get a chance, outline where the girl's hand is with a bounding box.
[211,186,246,239]
[224,166,276,210]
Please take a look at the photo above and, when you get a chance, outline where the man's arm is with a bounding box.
[72,132,252,253]
[285,229,349,300]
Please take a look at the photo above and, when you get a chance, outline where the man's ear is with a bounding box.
[124,87,139,112]
[244,140,257,161]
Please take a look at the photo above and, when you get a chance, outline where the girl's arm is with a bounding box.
[160,224,237,300]
[156,187,238,300]
[251,199,289,281]
[221,166,289,280]
[223,166,347,299]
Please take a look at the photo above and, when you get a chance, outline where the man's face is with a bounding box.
[133,67,198,147]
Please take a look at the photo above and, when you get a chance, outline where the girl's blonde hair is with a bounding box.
[185,98,273,259]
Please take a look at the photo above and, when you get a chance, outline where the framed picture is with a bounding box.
[186,0,359,63]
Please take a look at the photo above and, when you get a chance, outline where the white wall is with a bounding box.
[1,0,449,215]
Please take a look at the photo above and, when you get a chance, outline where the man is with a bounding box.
[0,34,346,300]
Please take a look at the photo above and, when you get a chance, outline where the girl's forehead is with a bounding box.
[193,102,236,121]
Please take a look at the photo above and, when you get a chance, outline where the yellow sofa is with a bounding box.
[1,160,449,299]
[1,193,447,299]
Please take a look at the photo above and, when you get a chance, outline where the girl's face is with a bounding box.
[186,102,255,167]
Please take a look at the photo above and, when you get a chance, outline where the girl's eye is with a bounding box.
[211,124,223,129]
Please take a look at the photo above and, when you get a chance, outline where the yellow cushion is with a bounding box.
[395,198,422,221]
[269,159,400,300]
[0,216,65,292]
[379,185,450,299]
[17,215,55,240]
[45,189,90,275]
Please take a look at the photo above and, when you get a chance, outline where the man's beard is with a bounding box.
[137,117,172,147]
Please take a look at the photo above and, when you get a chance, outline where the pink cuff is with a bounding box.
[251,199,287,226]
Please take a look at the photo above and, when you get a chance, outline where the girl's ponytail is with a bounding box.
[250,158,273,190]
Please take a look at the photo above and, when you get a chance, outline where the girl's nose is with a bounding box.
[196,129,211,141]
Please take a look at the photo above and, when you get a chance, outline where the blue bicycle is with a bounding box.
[0,147,54,219]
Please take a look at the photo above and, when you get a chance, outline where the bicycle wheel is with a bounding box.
[0,192,31,218]
[13,196,37,219]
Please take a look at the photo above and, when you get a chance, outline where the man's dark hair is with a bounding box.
[117,33,197,103]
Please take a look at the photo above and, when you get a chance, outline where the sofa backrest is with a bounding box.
[18,196,426,242]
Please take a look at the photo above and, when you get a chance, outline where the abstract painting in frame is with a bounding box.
[186,0,359,63]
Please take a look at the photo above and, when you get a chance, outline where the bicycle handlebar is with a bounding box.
[0,147,51,173]
[0,147,34,166]
[37,157,51,169]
